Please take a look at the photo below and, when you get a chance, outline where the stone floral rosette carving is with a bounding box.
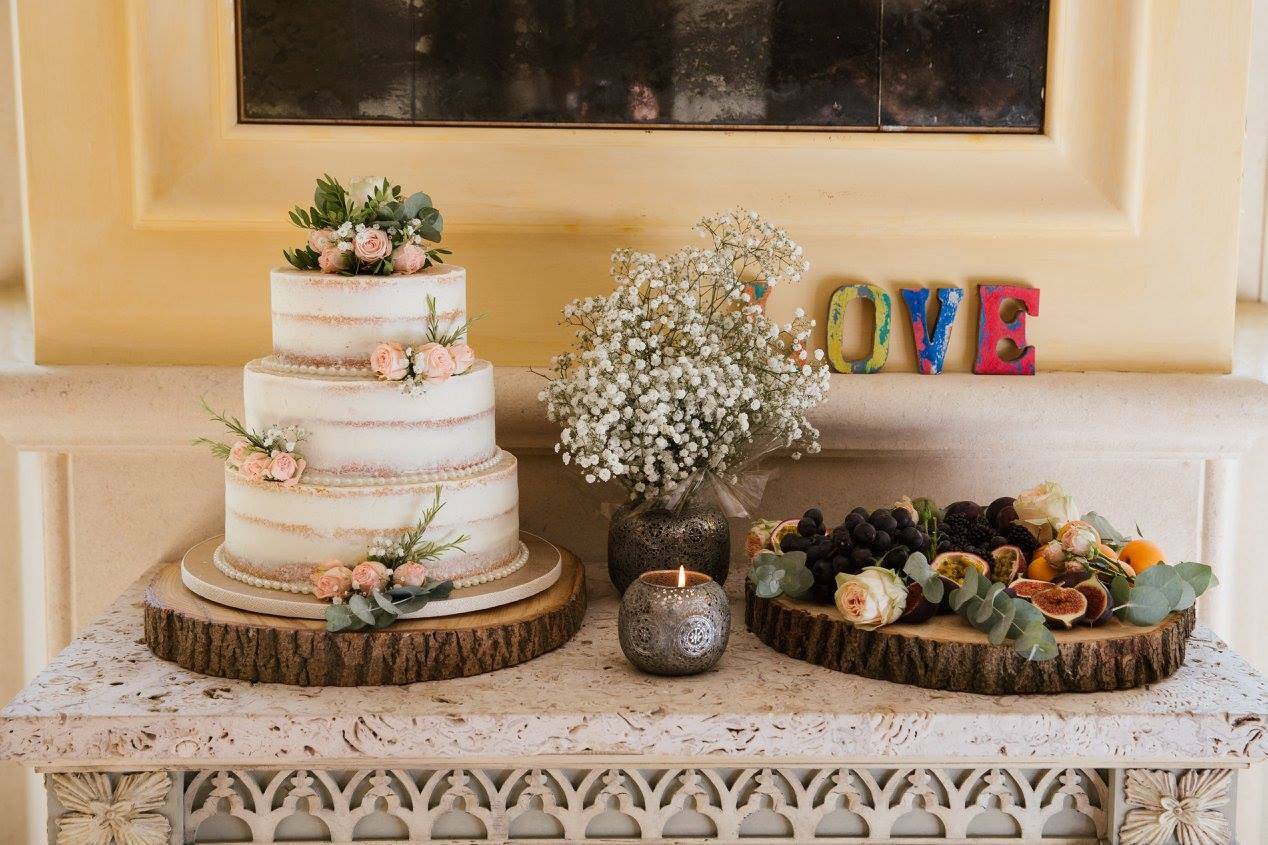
[1119,768,1231,845]
[50,771,170,845]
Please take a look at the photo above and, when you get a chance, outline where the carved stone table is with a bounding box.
[2,563,1266,844]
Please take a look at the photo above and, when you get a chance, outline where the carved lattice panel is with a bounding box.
[180,765,1110,843]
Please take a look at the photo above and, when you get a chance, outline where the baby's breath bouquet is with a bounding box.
[540,210,830,516]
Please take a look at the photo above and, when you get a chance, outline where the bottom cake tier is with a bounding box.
[223,449,521,591]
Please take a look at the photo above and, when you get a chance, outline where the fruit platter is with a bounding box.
[744,482,1217,694]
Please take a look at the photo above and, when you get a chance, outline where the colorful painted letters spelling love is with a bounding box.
[826,282,1039,375]
[900,287,965,375]
[826,284,891,374]
[973,285,1040,375]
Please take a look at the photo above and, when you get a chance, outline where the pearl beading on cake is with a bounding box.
[262,357,373,377]
[213,542,531,594]
[299,451,506,487]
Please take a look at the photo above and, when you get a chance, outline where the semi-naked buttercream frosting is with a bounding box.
[219,264,522,592]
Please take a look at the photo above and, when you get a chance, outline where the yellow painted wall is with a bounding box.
[11,1,1255,371]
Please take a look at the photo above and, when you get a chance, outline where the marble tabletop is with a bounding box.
[2,563,1266,769]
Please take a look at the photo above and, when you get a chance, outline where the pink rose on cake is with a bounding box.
[392,243,428,275]
[392,561,428,588]
[318,246,348,274]
[448,342,475,375]
[267,450,305,487]
[238,451,271,481]
[370,341,411,381]
[307,228,335,252]
[311,560,354,601]
[414,341,456,383]
[354,227,392,262]
[227,440,251,468]
[350,560,391,594]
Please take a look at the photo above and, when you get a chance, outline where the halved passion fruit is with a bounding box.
[771,519,801,553]
[931,552,990,585]
[990,545,1026,584]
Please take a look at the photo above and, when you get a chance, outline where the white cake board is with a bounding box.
[181,532,562,620]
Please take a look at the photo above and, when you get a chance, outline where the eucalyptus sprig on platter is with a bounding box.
[1110,561,1217,626]
[748,549,814,599]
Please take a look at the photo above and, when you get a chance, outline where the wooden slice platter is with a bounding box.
[745,582,1195,695]
[144,534,587,686]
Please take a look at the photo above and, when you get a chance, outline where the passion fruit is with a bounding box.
[1006,578,1058,600]
[990,545,1026,584]
[771,519,801,552]
[1072,576,1113,627]
[1032,586,1088,629]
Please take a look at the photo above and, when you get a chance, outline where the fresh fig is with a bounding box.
[1057,566,1092,588]
[985,496,1015,527]
[943,500,983,521]
[1006,578,1058,600]
[990,545,1025,584]
[1073,577,1113,626]
[994,504,1019,531]
[1032,586,1088,629]
[899,581,939,623]
[771,519,801,552]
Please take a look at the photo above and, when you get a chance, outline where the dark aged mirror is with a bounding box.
[237,0,1049,131]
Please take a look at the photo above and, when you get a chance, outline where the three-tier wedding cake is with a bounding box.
[214,265,525,594]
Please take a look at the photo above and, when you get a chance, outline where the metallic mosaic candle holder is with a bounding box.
[607,502,730,595]
[618,568,731,676]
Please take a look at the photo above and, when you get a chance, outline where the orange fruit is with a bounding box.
[1119,539,1165,574]
[1026,555,1060,582]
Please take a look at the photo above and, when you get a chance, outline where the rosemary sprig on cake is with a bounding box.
[194,397,308,486]
[366,487,470,569]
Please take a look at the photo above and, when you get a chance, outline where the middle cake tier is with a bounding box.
[244,357,497,479]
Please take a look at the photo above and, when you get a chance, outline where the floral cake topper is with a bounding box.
[195,398,308,486]
[370,296,483,391]
[311,487,466,631]
[284,175,450,276]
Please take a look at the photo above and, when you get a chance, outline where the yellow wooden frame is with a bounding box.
[13,0,1253,370]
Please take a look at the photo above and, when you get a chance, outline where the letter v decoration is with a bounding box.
[973,285,1040,375]
[900,287,964,375]
[827,284,891,374]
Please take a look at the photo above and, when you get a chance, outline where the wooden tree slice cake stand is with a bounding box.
[745,582,1195,695]
[144,533,586,686]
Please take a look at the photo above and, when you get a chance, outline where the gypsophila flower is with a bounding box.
[541,209,829,503]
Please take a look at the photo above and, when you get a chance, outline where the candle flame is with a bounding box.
[678,565,686,588]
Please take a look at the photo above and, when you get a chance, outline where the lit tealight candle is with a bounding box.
[617,564,731,676]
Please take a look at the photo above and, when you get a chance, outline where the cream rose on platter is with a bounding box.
[354,227,392,263]
[392,243,428,275]
[448,342,475,375]
[350,560,391,594]
[834,566,908,631]
[370,341,411,381]
[392,561,429,588]
[311,560,354,601]
[1014,481,1081,541]
[414,341,456,383]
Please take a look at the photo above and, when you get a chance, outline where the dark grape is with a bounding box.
[851,507,869,518]
[893,508,914,529]
[844,513,864,530]
[870,508,890,523]
[780,534,810,553]
[849,547,873,567]
[882,547,908,569]
[852,522,876,544]
[805,507,823,525]
[797,517,819,537]
[873,530,892,552]
[899,526,923,548]
[831,525,852,543]
[873,515,898,535]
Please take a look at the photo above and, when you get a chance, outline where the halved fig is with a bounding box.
[1073,577,1113,627]
[1033,586,1088,629]
[985,496,1015,528]
[943,500,983,520]
[990,545,1026,584]
[771,519,801,552]
[1006,578,1058,600]
[899,581,939,623]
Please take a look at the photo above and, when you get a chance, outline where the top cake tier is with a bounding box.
[270,266,467,370]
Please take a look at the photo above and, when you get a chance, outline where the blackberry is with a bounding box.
[936,512,1007,560]
[1003,522,1040,557]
